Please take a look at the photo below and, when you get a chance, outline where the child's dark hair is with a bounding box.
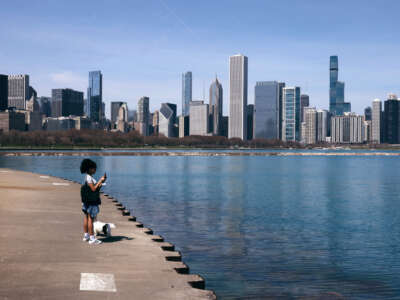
[80,159,97,174]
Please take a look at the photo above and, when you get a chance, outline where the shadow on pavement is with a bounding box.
[99,236,134,243]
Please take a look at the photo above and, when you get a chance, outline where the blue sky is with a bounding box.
[1,0,399,116]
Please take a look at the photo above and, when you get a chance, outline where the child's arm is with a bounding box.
[88,176,105,192]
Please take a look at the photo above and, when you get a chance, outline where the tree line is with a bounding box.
[0,130,304,148]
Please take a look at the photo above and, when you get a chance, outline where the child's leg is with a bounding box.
[83,214,88,234]
[88,214,94,236]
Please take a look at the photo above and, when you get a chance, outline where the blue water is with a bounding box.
[1,153,400,299]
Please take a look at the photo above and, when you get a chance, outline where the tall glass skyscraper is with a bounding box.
[254,81,279,139]
[329,56,350,116]
[282,87,301,142]
[182,71,192,116]
[209,77,223,135]
[87,71,102,122]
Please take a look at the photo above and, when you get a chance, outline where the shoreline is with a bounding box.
[1,145,400,151]
[1,151,400,157]
[0,168,216,299]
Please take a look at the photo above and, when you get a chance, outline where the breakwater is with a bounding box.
[0,169,216,299]
[1,151,400,156]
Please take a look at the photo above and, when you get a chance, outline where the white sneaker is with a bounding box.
[106,224,112,237]
[89,238,102,245]
[82,235,90,242]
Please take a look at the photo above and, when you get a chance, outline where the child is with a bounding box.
[80,159,106,245]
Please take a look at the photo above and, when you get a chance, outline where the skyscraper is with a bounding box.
[182,71,192,116]
[329,56,350,116]
[300,94,310,123]
[247,104,254,140]
[331,113,365,143]
[111,101,126,124]
[159,103,177,138]
[87,71,102,122]
[51,89,84,117]
[38,97,51,117]
[254,81,279,139]
[316,109,328,142]
[303,107,317,144]
[282,87,301,142]
[137,96,150,136]
[229,54,248,140]
[0,74,8,111]
[383,94,399,144]
[190,100,209,136]
[364,106,372,121]
[278,82,286,140]
[371,99,382,144]
[209,77,223,135]
[8,74,29,110]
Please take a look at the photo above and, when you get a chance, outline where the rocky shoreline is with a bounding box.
[1,151,400,156]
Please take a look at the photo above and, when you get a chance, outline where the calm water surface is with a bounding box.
[1,153,400,299]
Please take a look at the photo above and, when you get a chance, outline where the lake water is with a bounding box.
[1,152,400,299]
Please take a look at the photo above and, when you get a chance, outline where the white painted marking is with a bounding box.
[40,176,49,179]
[0,171,9,173]
[52,182,69,186]
[80,273,117,292]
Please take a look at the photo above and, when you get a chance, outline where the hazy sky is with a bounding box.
[1,0,399,116]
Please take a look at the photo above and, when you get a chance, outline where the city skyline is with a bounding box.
[1,1,400,117]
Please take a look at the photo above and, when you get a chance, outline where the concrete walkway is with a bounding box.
[0,169,215,299]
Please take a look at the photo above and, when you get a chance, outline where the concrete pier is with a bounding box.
[0,169,215,299]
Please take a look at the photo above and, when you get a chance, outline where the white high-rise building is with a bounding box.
[159,103,176,138]
[303,107,317,144]
[331,113,364,143]
[189,100,209,136]
[349,114,364,143]
[229,54,248,140]
[371,98,382,144]
[8,74,29,110]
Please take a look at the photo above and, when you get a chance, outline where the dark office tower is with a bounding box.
[0,75,8,111]
[88,71,102,122]
[254,81,279,139]
[278,82,285,140]
[246,104,254,140]
[329,56,351,116]
[364,106,372,121]
[300,94,310,123]
[51,89,84,117]
[182,71,192,116]
[138,96,150,136]
[383,94,400,144]
[209,76,223,135]
[38,97,51,117]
